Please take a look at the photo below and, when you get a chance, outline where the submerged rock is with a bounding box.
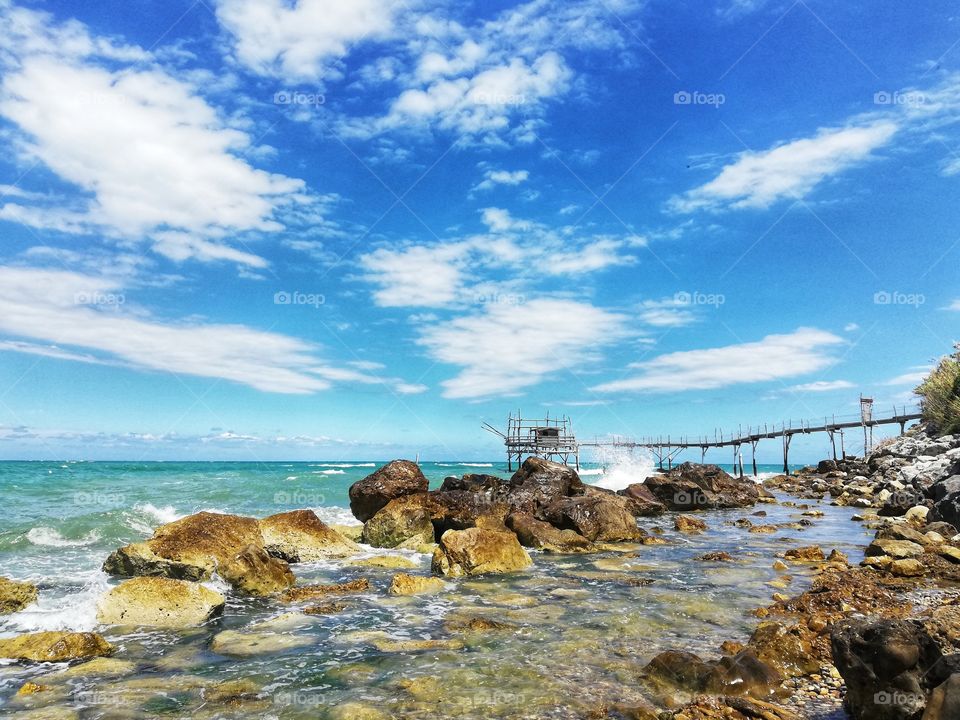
[388,573,445,595]
[259,509,360,561]
[96,576,225,627]
[783,546,825,562]
[0,576,38,614]
[280,578,370,602]
[349,460,429,522]
[211,629,315,657]
[0,631,113,663]
[674,514,707,533]
[505,512,596,552]
[431,527,533,577]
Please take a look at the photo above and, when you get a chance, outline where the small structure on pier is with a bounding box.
[483,412,580,471]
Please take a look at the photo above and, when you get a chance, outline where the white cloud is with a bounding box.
[214,0,397,81]
[0,5,317,267]
[474,168,529,191]
[843,323,860,332]
[786,380,855,393]
[593,328,845,393]
[359,209,637,308]
[946,299,960,311]
[0,266,417,395]
[670,122,898,212]
[638,297,697,327]
[418,298,627,399]
[883,369,931,386]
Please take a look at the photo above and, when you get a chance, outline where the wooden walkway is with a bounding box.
[580,405,922,476]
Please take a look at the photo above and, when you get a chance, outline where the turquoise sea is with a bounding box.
[0,459,862,718]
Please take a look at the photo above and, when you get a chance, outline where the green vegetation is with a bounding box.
[916,343,960,436]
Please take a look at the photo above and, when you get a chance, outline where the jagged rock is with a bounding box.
[280,578,370,602]
[219,544,295,596]
[696,551,734,561]
[643,648,783,700]
[618,483,666,516]
[429,490,511,533]
[388,573,445,595]
[878,525,933,547]
[866,538,925,559]
[932,477,960,502]
[890,558,926,577]
[784,546,825,561]
[431,527,533,577]
[96,576,225,627]
[0,631,113,663]
[748,621,820,676]
[672,696,800,720]
[259,509,360,561]
[0,576,38,614]
[505,512,595,552]
[103,511,262,582]
[931,492,960,530]
[924,674,960,720]
[541,492,644,542]
[439,474,505,493]
[361,495,436,548]
[675,514,707,533]
[643,650,714,691]
[645,462,759,510]
[349,460,429,522]
[498,456,585,516]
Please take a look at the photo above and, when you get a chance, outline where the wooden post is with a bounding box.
[782,434,791,475]
[751,440,758,477]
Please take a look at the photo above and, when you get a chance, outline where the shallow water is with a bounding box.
[0,461,867,718]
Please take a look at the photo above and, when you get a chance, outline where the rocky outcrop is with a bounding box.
[642,648,784,700]
[0,631,113,663]
[0,576,38,614]
[103,511,263,582]
[618,483,666,516]
[280,578,370,602]
[259,509,360,561]
[348,460,428,522]
[431,528,533,577]
[645,462,760,510]
[500,457,585,515]
[541,491,644,542]
[219,544,295,596]
[505,512,596,552]
[361,494,436,548]
[96,576,226,627]
[924,674,960,720]
[831,617,960,720]
[429,490,510,533]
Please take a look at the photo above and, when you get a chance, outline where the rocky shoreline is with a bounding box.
[0,432,958,719]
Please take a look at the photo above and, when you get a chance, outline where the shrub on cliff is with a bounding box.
[916,343,960,436]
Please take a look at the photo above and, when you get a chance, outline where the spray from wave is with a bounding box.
[584,447,657,491]
[25,527,101,548]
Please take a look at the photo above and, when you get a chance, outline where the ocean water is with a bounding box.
[0,458,857,719]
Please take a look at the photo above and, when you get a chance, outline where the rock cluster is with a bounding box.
[0,576,38,614]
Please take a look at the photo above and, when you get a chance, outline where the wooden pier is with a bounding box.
[486,401,923,476]
[580,403,922,477]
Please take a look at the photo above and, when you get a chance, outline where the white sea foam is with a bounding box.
[311,469,345,475]
[1,570,109,635]
[286,475,299,481]
[437,462,494,468]
[310,463,376,468]
[313,506,360,527]
[25,527,101,548]
[578,468,605,476]
[586,448,657,491]
[135,502,183,525]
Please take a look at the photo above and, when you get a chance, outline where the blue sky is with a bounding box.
[0,0,958,462]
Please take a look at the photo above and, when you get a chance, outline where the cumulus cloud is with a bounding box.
[786,380,855,393]
[418,298,628,399]
[670,122,898,212]
[473,168,529,191]
[0,266,419,395]
[0,4,317,267]
[593,328,845,393]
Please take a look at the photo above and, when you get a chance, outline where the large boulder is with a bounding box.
[644,462,759,509]
[748,621,820,677]
[0,631,113,663]
[505,512,595,553]
[541,492,644,542]
[439,474,505,493]
[831,618,960,720]
[924,674,960,720]
[388,573,445,595]
[259,510,360,561]
[502,457,585,515]
[349,460,428,522]
[0,576,38,614]
[931,492,960,530]
[618,483,666,516]
[219,544,295,596]
[96,576,225,627]
[431,528,533,577]
[361,494,436,548]
[103,511,263,581]
[429,490,511,534]
[642,649,783,700]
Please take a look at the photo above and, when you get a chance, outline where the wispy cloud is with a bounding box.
[593,328,845,393]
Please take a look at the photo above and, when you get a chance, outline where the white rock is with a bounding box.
[905,506,929,523]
